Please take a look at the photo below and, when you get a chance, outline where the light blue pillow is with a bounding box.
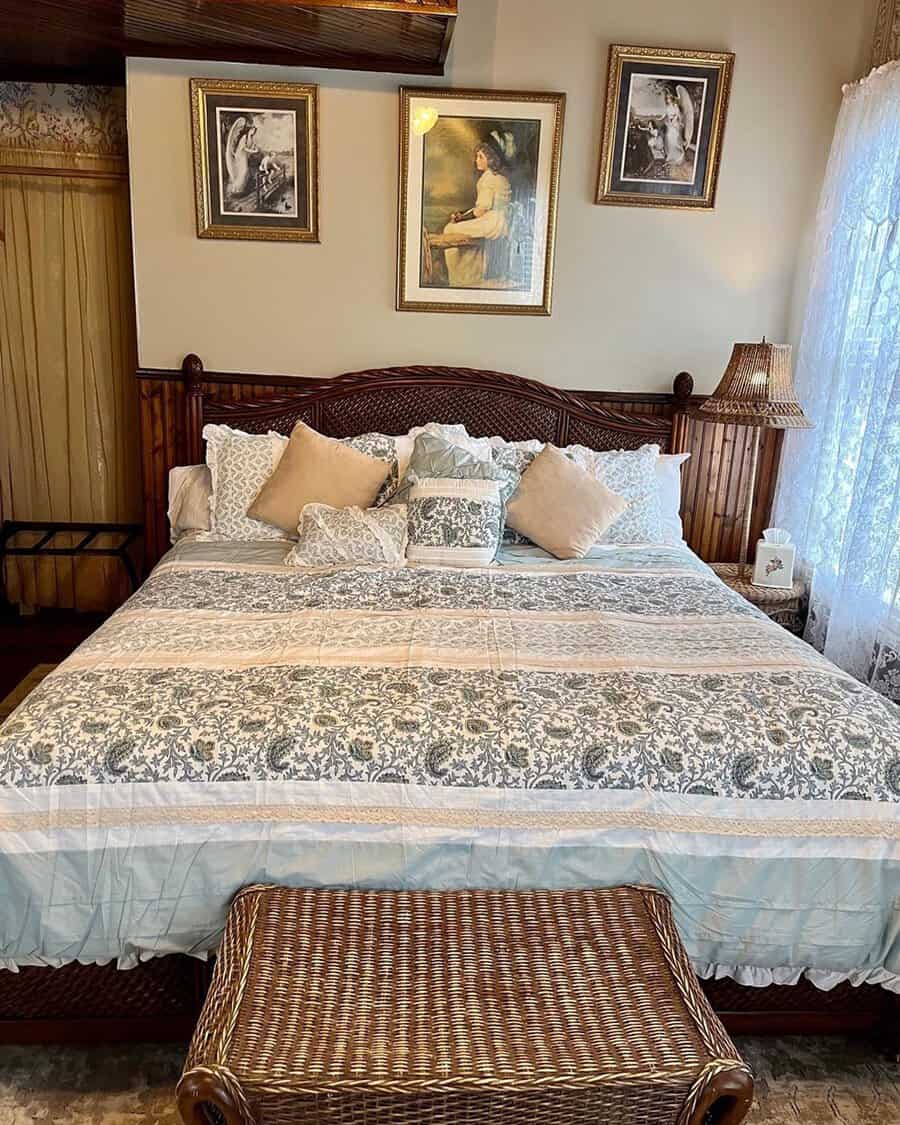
[394,433,518,505]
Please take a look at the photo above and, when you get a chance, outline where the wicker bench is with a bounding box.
[177,885,753,1125]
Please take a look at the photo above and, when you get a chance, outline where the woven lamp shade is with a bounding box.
[692,341,813,428]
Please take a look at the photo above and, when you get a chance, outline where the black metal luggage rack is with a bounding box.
[0,520,143,608]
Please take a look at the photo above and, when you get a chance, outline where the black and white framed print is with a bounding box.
[596,46,733,210]
[190,78,319,241]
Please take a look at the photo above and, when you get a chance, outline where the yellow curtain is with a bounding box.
[0,88,140,612]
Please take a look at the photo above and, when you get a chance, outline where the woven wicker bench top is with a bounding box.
[179,885,752,1125]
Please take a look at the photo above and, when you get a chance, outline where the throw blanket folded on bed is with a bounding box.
[0,541,897,991]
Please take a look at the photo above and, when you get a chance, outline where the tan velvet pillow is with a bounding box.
[247,422,391,534]
[506,444,628,559]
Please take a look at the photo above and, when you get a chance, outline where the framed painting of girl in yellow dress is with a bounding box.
[398,88,565,315]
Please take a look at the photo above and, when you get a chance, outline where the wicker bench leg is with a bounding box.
[176,1065,254,1125]
[680,1062,754,1125]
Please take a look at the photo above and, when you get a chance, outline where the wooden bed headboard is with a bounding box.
[136,356,780,571]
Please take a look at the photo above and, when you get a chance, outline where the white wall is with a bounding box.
[127,0,874,393]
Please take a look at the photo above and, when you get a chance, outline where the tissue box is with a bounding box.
[752,541,796,589]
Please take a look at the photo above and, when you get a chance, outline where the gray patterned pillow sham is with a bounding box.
[568,443,663,544]
[285,503,408,567]
[199,424,289,542]
[406,478,503,568]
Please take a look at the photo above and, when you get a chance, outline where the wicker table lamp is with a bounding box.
[692,340,812,575]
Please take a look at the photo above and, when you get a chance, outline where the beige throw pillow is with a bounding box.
[506,444,628,559]
[247,422,391,534]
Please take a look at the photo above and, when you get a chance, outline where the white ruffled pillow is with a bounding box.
[285,504,408,567]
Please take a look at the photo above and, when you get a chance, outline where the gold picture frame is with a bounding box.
[190,78,319,242]
[398,87,565,315]
[595,45,734,210]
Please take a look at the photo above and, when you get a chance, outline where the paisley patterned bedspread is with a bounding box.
[0,540,898,991]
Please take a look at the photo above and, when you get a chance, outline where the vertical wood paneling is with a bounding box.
[677,416,782,564]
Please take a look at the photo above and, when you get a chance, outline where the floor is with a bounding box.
[0,1037,896,1124]
[0,610,103,701]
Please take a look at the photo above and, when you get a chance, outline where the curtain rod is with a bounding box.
[0,164,127,181]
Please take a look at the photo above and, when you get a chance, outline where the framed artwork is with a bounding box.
[190,78,319,241]
[595,45,734,210]
[398,87,566,315]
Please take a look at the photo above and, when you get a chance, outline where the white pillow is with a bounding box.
[167,464,211,542]
[285,504,408,567]
[199,424,288,542]
[657,452,691,545]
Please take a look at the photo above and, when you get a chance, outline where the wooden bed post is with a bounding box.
[669,370,694,454]
[183,353,205,466]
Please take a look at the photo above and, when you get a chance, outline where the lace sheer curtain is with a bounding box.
[774,61,900,701]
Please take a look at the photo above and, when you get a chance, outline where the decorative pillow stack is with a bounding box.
[506,445,628,559]
[247,422,391,534]
[191,420,684,565]
[397,432,519,567]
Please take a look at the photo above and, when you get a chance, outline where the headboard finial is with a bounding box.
[183,355,205,463]
[673,370,694,404]
[182,353,204,385]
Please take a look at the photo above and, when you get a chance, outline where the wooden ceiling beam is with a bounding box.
[0,0,458,85]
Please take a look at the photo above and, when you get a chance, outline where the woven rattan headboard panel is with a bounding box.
[137,354,694,567]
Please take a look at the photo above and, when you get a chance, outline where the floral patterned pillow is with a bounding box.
[199,424,288,542]
[490,439,543,545]
[566,443,663,544]
[285,504,408,567]
[406,478,503,568]
[342,432,414,507]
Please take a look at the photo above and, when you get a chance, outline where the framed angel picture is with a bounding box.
[190,78,319,241]
[398,87,566,315]
[595,45,734,210]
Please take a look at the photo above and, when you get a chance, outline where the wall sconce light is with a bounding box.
[411,106,439,136]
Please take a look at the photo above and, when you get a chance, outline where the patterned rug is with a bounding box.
[0,664,55,722]
[0,1037,896,1124]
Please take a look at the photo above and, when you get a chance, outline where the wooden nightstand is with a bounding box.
[711,562,808,636]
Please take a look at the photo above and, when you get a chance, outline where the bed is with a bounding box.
[0,359,897,1047]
